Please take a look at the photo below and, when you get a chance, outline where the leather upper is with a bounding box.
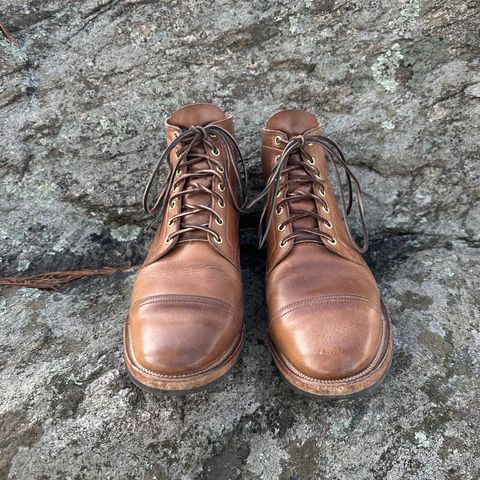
[263,109,383,381]
[126,104,243,378]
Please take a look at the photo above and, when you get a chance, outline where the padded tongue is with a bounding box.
[266,109,319,136]
[168,103,226,128]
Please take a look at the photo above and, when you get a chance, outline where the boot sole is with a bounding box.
[123,322,244,395]
[270,300,393,399]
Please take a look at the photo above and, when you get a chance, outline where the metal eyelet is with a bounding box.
[324,221,332,229]
[210,133,217,138]
[328,237,337,245]
[176,169,182,176]
[169,201,176,209]
[319,187,326,197]
[218,199,225,208]
[214,235,223,244]
[315,174,323,182]
[212,147,220,156]
[274,136,282,146]
[218,183,225,191]
[168,219,175,227]
[307,142,314,146]
[165,236,172,244]
[279,239,287,248]
[276,189,282,198]
[322,205,329,213]
[275,206,283,215]
[278,224,285,232]
[215,217,223,225]
[173,131,179,139]
[216,165,224,173]
[308,157,315,165]
[274,155,280,164]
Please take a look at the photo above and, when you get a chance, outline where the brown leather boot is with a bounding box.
[124,104,247,394]
[255,109,392,398]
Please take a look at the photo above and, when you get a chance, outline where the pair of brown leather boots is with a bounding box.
[124,104,393,399]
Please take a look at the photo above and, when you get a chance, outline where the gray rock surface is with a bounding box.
[0,1,479,479]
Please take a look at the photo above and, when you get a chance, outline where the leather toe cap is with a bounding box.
[126,295,242,377]
[270,295,383,381]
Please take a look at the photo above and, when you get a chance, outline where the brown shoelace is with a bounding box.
[249,134,368,253]
[143,124,248,241]
[0,124,247,290]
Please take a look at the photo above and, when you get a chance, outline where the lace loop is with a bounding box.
[249,134,368,253]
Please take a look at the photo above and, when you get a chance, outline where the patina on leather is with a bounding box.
[124,104,246,393]
[255,109,392,397]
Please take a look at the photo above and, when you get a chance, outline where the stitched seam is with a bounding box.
[134,300,235,313]
[273,302,391,384]
[270,294,379,327]
[131,294,234,310]
[131,294,237,314]
[126,322,243,379]
[273,294,379,317]
[277,298,378,319]
[130,296,243,331]
[131,299,242,328]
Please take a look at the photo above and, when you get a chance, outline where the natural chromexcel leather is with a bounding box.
[259,109,392,397]
[124,104,245,392]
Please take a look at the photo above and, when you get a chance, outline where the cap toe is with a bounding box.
[127,295,242,377]
[270,295,383,381]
